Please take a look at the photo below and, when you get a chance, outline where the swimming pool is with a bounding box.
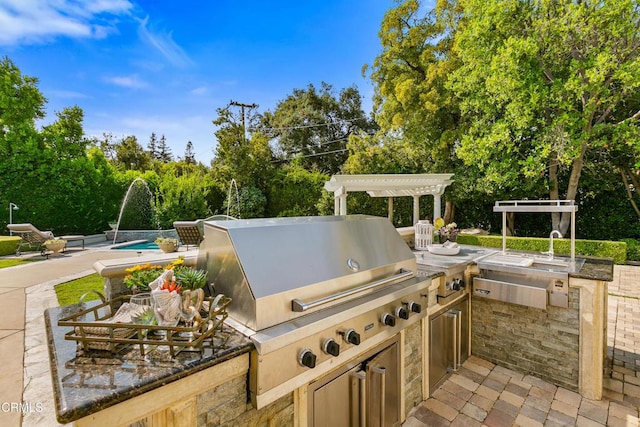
[112,241,160,250]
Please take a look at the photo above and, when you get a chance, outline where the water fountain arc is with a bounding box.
[112,177,161,244]
[227,178,241,219]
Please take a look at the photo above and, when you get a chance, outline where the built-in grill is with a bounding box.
[197,215,432,416]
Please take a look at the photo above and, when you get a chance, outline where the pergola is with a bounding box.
[323,173,454,225]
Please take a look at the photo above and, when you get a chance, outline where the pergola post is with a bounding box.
[388,197,394,222]
[413,195,420,225]
[434,193,442,220]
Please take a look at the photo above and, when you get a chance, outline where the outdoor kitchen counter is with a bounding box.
[570,255,614,281]
[45,303,253,425]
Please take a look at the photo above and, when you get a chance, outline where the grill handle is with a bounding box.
[291,269,414,312]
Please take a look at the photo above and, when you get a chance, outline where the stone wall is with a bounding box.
[404,321,424,414]
[471,288,580,391]
[197,375,294,427]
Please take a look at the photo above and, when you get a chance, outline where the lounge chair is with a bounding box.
[173,220,204,250]
[7,223,55,256]
[7,223,86,256]
[173,215,236,249]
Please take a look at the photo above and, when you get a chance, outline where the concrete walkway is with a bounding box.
[0,245,638,426]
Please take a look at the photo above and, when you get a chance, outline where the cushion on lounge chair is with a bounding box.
[173,221,204,248]
[7,223,55,255]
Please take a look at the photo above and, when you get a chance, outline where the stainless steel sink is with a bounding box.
[477,252,585,280]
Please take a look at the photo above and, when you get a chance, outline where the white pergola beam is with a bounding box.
[324,174,454,222]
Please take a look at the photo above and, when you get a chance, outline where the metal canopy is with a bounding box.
[323,174,455,224]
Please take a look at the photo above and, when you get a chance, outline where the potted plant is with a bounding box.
[124,263,165,292]
[44,238,67,253]
[434,218,459,243]
[155,237,179,253]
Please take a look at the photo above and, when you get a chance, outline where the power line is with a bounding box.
[259,117,362,132]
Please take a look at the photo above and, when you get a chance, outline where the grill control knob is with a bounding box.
[405,301,422,314]
[322,338,340,357]
[381,313,396,327]
[395,306,409,320]
[342,329,361,346]
[298,349,317,369]
[452,278,465,290]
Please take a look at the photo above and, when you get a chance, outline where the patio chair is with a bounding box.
[173,220,205,250]
[173,215,237,249]
[7,223,55,256]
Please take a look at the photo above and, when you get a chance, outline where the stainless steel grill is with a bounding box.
[197,215,433,412]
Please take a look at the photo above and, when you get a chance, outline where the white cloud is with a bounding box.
[137,15,193,68]
[0,0,133,45]
[48,89,89,99]
[190,86,207,96]
[104,75,148,89]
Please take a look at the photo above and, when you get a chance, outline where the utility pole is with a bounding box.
[229,100,257,141]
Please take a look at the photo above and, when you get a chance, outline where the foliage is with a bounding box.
[267,161,329,217]
[457,234,627,265]
[123,263,164,291]
[54,273,104,306]
[41,106,88,159]
[0,56,46,157]
[365,0,462,174]
[211,107,274,191]
[449,0,640,234]
[621,239,640,262]
[0,236,21,256]
[115,135,152,170]
[222,185,267,219]
[260,82,377,174]
[154,166,212,228]
[173,266,207,290]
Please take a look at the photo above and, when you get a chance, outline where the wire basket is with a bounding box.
[58,291,231,357]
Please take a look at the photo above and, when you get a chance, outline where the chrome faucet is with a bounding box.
[548,230,562,259]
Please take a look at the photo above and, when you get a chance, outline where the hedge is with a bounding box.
[457,234,627,265]
[0,236,22,256]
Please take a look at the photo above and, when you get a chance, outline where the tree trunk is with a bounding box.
[621,168,640,218]
[549,146,587,236]
[443,200,455,225]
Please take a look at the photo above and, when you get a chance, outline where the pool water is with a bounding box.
[112,241,160,250]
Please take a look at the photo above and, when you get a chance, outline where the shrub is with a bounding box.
[621,239,640,262]
[457,234,627,264]
[0,237,21,255]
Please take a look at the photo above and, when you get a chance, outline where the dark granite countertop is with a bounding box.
[570,256,614,282]
[45,303,253,424]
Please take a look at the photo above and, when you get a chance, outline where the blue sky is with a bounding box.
[0,0,395,164]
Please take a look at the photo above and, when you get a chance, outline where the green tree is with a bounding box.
[260,82,377,174]
[0,56,46,156]
[157,134,173,163]
[115,135,151,170]
[148,132,159,160]
[267,161,329,217]
[449,0,640,235]
[211,106,274,189]
[184,141,196,164]
[41,106,88,158]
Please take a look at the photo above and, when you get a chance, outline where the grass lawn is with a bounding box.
[54,273,104,306]
[0,258,35,268]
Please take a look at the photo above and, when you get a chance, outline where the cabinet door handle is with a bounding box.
[351,370,366,427]
[371,366,386,427]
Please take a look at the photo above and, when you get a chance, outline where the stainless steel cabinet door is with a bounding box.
[367,341,400,427]
[312,365,362,427]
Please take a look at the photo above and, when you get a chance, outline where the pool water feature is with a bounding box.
[112,241,160,250]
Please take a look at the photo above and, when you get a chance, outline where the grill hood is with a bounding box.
[197,215,416,331]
